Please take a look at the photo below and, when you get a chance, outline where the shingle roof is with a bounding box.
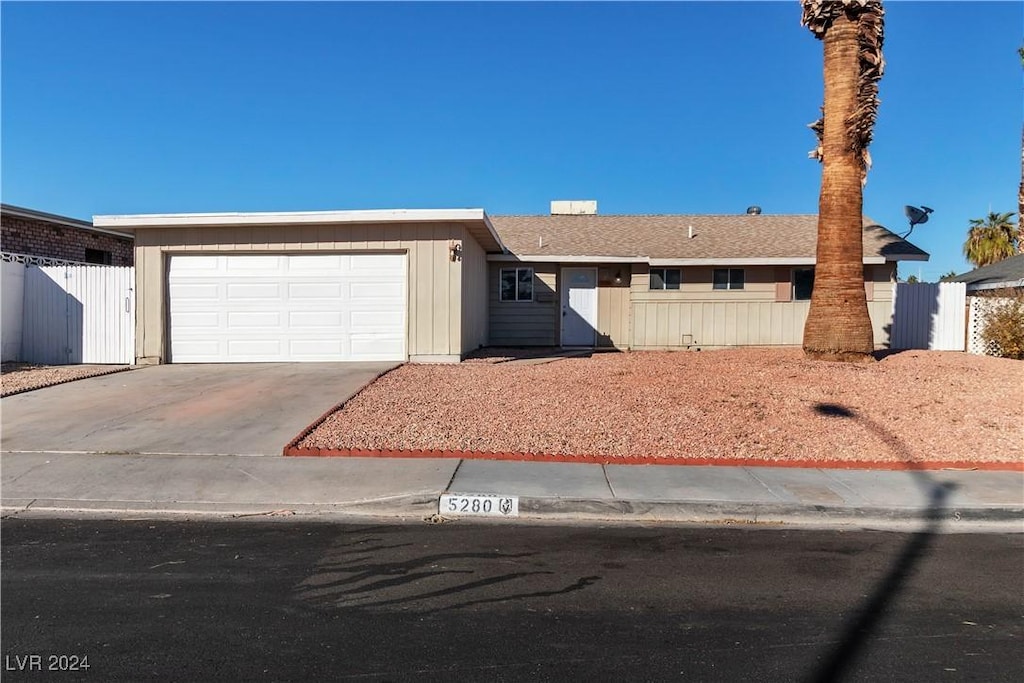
[943,253,1024,287]
[489,214,928,262]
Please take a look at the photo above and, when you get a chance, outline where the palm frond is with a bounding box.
[801,0,885,183]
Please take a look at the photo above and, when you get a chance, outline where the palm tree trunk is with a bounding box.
[803,10,875,362]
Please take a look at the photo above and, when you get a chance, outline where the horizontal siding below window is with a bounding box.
[488,263,557,346]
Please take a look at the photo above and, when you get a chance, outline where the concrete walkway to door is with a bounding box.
[0,363,396,456]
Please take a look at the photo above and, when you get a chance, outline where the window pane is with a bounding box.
[665,269,681,289]
[517,268,533,301]
[713,269,729,290]
[500,269,516,301]
[650,269,665,290]
[793,268,814,300]
[730,269,745,290]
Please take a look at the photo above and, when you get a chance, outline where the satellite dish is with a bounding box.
[901,205,934,238]
[904,205,933,227]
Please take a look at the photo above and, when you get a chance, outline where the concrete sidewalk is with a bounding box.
[1,452,1021,531]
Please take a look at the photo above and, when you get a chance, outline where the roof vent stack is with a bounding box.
[550,200,597,215]
[746,206,762,215]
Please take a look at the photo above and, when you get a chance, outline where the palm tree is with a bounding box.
[1018,47,1023,222]
[963,211,1019,268]
[801,0,885,362]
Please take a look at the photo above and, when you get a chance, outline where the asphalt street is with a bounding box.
[1,518,1021,682]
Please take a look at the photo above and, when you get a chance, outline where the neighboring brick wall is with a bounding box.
[0,214,133,266]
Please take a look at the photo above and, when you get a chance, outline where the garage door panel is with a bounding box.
[227,282,281,299]
[169,254,407,362]
[349,254,404,273]
[225,255,283,273]
[351,281,403,301]
[227,311,281,328]
[289,311,344,328]
[351,310,404,331]
[289,282,345,299]
[169,282,221,300]
[171,256,222,273]
[289,339,345,357]
[287,255,345,273]
[173,311,221,328]
[173,340,221,358]
[351,335,404,359]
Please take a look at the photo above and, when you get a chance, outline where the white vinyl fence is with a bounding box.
[2,254,134,364]
[2,258,25,361]
[890,282,966,351]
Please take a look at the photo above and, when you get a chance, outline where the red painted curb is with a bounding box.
[281,445,1023,472]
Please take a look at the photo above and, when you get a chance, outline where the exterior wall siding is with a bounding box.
[1,214,133,266]
[460,227,489,354]
[133,223,467,363]
[630,264,896,348]
[595,265,630,348]
[488,262,558,346]
[631,300,894,348]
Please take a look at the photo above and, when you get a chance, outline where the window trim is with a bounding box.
[712,268,745,290]
[499,267,535,302]
[649,267,682,290]
[792,267,815,301]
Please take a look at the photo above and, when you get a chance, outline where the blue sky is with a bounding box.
[2,1,1020,279]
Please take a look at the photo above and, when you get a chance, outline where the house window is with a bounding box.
[713,268,745,290]
[500,267,534,302]
[85,248,112,265]
[649,268,681,290]
[792,267,815,300]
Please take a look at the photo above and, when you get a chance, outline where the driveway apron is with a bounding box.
[0,363,395,456]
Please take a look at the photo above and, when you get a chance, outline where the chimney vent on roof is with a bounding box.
[551,200,597,215]
[746,206,762,215]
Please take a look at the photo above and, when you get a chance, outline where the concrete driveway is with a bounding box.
[0,363,396,456]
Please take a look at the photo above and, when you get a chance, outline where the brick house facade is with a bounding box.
[1,204,133,266]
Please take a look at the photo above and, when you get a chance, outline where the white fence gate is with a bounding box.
[890,282,966,351]
[3,255,135,365]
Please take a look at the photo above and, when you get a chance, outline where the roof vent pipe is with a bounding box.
[746,206,762,215]
[688,225,694,239]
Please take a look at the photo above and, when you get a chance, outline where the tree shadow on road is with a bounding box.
[806,402,957,683]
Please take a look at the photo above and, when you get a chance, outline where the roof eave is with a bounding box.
[3,203,134,239]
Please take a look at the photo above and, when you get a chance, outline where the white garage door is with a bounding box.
[168,254,406,362]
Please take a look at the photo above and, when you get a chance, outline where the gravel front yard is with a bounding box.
[1,363,131,397]
[298,349,1023,465]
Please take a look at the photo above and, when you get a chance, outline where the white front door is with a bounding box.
[560,267,598,346]
[167,253,406,362]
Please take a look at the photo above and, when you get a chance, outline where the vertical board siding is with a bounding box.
[891,282,966,351]
[2,261,25,361]
[629,299,894,348]
[21,265,134,364]
[460,228,489,353]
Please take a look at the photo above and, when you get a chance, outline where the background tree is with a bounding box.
[963,211,1019,268]
[801,0,885,362]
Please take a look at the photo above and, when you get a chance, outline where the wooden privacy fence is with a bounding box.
[890,282,966,351]
[3,254,135,364]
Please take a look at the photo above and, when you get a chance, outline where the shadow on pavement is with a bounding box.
[807,402,957,683]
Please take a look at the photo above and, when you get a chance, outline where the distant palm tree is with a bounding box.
[963,212,1019,268]
[801,0,885,362]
